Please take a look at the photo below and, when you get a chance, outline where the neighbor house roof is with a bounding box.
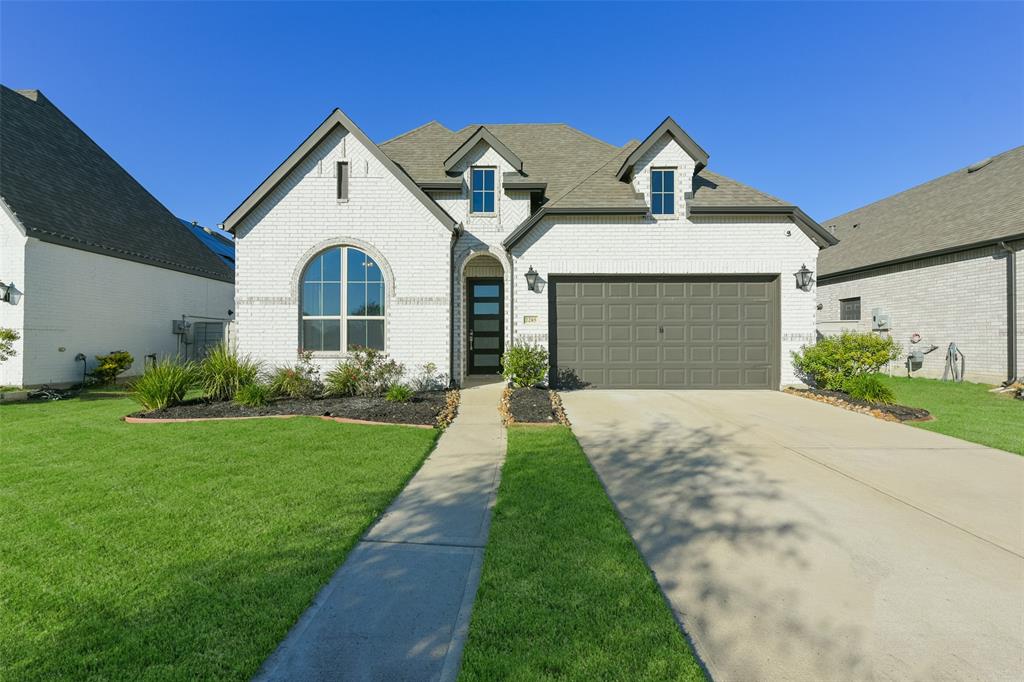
[0,86,233,283]
[819,145,1024,278]
[181,218,235,269]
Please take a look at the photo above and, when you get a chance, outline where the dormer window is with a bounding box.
[471,167,496,213]
[651,168,675,215]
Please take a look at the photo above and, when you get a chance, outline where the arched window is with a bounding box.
[300,246,385,352]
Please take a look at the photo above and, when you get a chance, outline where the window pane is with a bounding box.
[366,320,384,350]
[347,319,367,350]
[474,301,499,315]
[652,171,662,192]
[474,318,499,332]
[474,336,500,349]
[348,283,367,315]
[322,248,341,281]
[483,169,494,190]
[302,320,322,351]
[472,169,484,188]
[652,194,663,215]
[322,283,341,316]
[663,195,674,214]
[347,248,366,282]
[366,282,384,316]
[302,283,321,316]
[472,192,484,213]
[483,192,494,212]
[305,254,322,282]
[474,353,500,366]
[473,284,499,297]
[322,320,341,351]
[663,170,674,188]
[364,255,383,282]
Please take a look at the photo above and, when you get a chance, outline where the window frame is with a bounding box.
[470,167,497,215]
[299,245,386,355]
[839,297,861,321]
[650,167,677,216]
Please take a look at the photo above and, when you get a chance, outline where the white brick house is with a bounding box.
[0,87,235,388]
[225,109,836,389]
[817,147,1023,385]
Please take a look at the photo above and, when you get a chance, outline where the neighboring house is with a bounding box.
[182,218,236,270]
[225,108,835,389]
[0,87,234,387]
[817,146,1023,385]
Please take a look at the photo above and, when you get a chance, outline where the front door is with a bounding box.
[467,278,504,374]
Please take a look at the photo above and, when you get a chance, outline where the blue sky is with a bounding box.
[2,1,1022,227]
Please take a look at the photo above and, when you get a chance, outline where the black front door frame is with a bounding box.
[467,277,504,375]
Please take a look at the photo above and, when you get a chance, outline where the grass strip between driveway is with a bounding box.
[879,376,1023,455]
[1,394,438,681]
[458,425,705,681]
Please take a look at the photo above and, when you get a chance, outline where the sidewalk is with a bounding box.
[255,378,507,682]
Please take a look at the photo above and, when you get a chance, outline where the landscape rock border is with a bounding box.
[784,387,931,423]
[123,414,435,428]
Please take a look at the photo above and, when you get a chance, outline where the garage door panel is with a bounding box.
[553,276,778,389]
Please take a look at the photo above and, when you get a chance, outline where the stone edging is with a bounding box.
[122,414,434,429]
[783,387,931,423]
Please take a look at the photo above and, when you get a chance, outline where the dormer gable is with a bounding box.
[443,126,524,174]
[615,116,709,181]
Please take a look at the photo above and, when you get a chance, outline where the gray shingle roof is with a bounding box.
[818,145,1024,277]
[0,87,233,283]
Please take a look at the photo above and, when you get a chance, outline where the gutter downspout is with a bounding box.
[449,224,462,388]
[999,241,1018,385]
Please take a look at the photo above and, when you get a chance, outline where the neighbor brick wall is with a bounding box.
[817,242,1024,384]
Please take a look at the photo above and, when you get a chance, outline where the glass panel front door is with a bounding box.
[468,278,503,374]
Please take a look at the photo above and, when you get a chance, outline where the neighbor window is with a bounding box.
[471,167,496,213]
[300,246,385,352]
[840,297,861,321]
[651,168,675,215]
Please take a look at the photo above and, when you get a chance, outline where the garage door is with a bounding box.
[551,276,779,389]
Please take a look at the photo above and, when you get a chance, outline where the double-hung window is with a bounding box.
[471,167,496,213]
[839,297,861,321]
[651,168,676,215]
[301,246,385,352]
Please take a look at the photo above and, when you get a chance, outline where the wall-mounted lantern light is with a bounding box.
[525,266,539,292]
[794,264,814,292]
[0,281,22,305]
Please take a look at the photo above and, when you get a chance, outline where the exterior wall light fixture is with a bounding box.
[794,264,814,292]
[525,266,539,292]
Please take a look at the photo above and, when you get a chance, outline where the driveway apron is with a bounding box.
[255,378,506,682]
[562,389,1024,682]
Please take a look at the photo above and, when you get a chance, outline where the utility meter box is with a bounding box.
[171,319,190,335]
[872,308,891,331]
[906,349,924,372]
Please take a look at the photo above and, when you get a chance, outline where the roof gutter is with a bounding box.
[999,241,1018,385]
[686,204,838,248]
[502,206,649,251]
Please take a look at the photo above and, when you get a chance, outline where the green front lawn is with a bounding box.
[1,394,437,680]
[459,426,705,681]
[879,376,1024,455]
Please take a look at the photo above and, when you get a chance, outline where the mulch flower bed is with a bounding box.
[784,387,931,423]
[499,386,571,426]
[129,390,457,428]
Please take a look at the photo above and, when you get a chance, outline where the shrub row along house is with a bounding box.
[817,146,1023,385]
[0,87,234,387]
[225,109,836,389]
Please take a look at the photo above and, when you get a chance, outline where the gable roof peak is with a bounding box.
[616,116,710,180]
[442,125,524,173]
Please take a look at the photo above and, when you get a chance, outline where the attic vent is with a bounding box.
[966,157,993,173]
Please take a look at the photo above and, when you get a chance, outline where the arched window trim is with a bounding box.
[299,245,386,354]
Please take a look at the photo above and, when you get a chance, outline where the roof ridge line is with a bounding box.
[379,119,447,146]
[555,122,617,150]
[548,144,635,207]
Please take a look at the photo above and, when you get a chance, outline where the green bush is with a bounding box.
[792,332,901,390]
[131,358,195,410]
[324,362,360,397]
[501,344,548,388]
[197,344,262,401]
[0,327,19,363]
[385,383,414,403]
[343,347,405,396]
[842,373,896,405]
[234,382,272,408]
[91,350,134,385]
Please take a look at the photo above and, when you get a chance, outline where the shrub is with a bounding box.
[348,347,405,396]
[501,344,548,388]
[385,383,414,403]
[324,362,360,397]
[234,382,272,408]
[91,350,134,385]
[792,332,901,390]
[197,343,262,401]
[0,327,19,362]
[410,362,447,391]
[842,373,896,405]
[131,358,195,410]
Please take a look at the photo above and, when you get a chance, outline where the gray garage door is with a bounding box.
[551,276,779,389]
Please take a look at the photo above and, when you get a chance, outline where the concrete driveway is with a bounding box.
[561,390,1024,681]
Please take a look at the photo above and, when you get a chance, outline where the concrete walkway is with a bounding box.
[563,389,1024,682]
[256,378,506,682]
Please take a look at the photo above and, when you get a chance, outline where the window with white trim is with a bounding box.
[471,167,496,213]
[651,168,676,215]
[300,246,385,352]
[840,297,861,321]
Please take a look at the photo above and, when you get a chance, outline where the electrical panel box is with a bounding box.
[171,319,190,335]
[872,308,891,331]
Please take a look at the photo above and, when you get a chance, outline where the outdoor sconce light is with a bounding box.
[0,281,22,305]
[525,266,539,292]
[794,264,814,292]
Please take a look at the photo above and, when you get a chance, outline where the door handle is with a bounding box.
[659,326,664,334]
